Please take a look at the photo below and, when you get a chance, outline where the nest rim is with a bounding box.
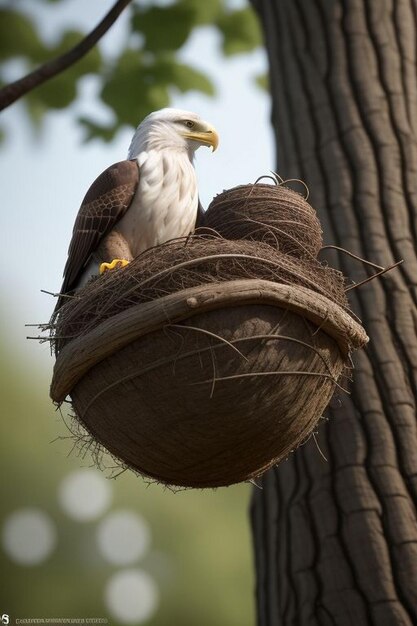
[50,277,368,404]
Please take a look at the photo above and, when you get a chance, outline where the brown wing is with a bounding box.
[58,159,139,301]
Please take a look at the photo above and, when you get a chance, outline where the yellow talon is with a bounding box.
[99,259,130,274]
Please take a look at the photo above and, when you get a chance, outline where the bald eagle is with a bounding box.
[55,108,218,311]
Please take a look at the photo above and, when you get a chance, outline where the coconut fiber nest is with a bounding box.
[50,183,368,488]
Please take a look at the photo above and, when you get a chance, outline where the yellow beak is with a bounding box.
[183,127,219,151]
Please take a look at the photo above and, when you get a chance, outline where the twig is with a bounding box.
[345,259,404,292]
[168,323,249,362]
[254,174,279,185]
[191,370,350,396]
[320,245,385,270]
[208,345,217,399]
[0,0,133,111]
[191,370,340,384]
[40,289,79,300]
[27,335,73,341]
[280,178,310,201]
[312,431,328,462]
[248,478,263,489]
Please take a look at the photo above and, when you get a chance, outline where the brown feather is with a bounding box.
[56,160,139,311]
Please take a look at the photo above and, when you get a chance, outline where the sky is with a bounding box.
[0,0,274,370]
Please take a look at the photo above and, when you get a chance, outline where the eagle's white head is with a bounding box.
[127,108,219,159]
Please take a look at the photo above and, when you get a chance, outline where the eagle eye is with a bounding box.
[184,120,195,129]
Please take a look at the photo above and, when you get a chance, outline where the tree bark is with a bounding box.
[250,1,417,624]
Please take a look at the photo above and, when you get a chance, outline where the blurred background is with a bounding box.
[0,0,273,623]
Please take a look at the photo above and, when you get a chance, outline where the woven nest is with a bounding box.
[50,184,368,488]
[202,183,323,259]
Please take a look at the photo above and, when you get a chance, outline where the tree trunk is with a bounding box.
[250,1,417,624]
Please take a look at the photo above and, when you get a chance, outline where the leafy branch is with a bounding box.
[0,0,133,112]
[0,0,263,141]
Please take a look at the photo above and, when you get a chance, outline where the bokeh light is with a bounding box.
[2,508,57,566]
[96,510,151,565]
[105,568,159,624]
[58,469,112,521]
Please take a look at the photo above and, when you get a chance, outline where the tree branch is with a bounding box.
[0,0,133,112]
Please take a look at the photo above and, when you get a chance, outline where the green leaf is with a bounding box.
[100,50,213,132]
[22,29,102,115]
[78,118,118,143]
[150,55,214,96]
[24,93,48,127]
[33,29,102,73]
[169,62,215,96]
[0,9,46,61]
[100,50,170,128]
[131,0,225,53]
[146,82,173,113]
[216,7,262,56]
[255,72,269,91]
[54,30,101,74]
[180,0,223,25]
[28,73,78,110]
[131,4,195,52]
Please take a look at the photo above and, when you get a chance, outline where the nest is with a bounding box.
[50,183,368,488]
[52,237,348,354]
[202,184,323,259]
